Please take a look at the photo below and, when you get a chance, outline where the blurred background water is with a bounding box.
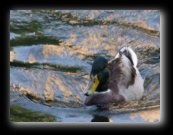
[10,10,160,122]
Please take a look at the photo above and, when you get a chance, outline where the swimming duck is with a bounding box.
[84,46,144,106]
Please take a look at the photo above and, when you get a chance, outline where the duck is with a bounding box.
[84,46,144,106]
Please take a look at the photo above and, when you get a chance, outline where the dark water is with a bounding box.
[10,10,160,122]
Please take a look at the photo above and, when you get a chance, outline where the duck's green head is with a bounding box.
[84,57,110,96]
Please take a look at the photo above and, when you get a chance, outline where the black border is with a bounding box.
[1,2,170,132]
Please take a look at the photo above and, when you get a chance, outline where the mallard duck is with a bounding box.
[84,46,144,106]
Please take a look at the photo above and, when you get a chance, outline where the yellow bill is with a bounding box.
[84,75,100,96]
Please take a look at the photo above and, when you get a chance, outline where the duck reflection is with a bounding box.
[91,115,112,122]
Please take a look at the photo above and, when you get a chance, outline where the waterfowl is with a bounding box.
[84,46,144,106]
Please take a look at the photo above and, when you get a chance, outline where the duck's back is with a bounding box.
[108,47,144,102]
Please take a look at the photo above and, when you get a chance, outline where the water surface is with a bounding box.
[10,10,160,122]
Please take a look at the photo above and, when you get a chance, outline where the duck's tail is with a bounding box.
[115,46,138,67]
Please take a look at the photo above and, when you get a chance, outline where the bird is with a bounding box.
[84,46,144,106]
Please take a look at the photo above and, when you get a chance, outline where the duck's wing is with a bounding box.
[107,54,136,90]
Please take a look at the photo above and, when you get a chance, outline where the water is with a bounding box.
[10,10,160,122]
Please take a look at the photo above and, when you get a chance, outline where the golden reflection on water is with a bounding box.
[10,51,15,62]
[54,76,73,102]
[44,75,55,101]
[130,107,160,122]
[29,53,36,63]
[42,45,64,58]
